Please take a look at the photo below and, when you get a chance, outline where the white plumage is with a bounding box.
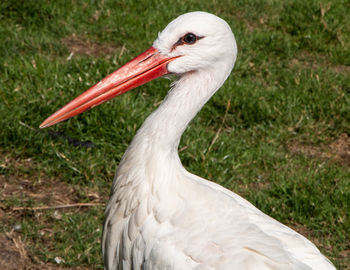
[101,12,335,270]
[40,11,336,270]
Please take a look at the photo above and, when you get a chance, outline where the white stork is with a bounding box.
[41,12,336,270]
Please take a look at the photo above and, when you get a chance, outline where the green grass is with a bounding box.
[0,0,349,269]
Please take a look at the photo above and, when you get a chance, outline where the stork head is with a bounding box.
[40,12,237,128]
[155,12,237,74]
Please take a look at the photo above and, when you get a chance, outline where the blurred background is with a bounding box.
[0,0,349,269]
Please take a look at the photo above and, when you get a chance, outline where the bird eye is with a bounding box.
[171,33,203,51]
[183,33,197,44]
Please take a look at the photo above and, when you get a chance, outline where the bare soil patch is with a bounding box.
[0,152,103,208]
[288,133,350,167]
[0,231,93,270]
[1,174,78,206]
[0,234,24,270]
[0,152,103,269]
[289,52,350,74]
[62,34,123,57]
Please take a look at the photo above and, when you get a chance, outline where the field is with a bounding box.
[0,0,349,269]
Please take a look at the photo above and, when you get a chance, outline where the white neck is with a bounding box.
[139,68,229,151]
[113,65,232,199]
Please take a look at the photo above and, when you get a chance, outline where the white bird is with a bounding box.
[40,12,336,270]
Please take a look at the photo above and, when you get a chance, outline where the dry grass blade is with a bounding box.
[205,99,231,158]
[12,202,104,211]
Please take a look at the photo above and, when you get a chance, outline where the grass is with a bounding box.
[0,0,349,269]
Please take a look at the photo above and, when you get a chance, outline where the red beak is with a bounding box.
[40,47,179,128]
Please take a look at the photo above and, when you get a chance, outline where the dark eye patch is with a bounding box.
[183,33,197,44]
[171,33,203,51]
